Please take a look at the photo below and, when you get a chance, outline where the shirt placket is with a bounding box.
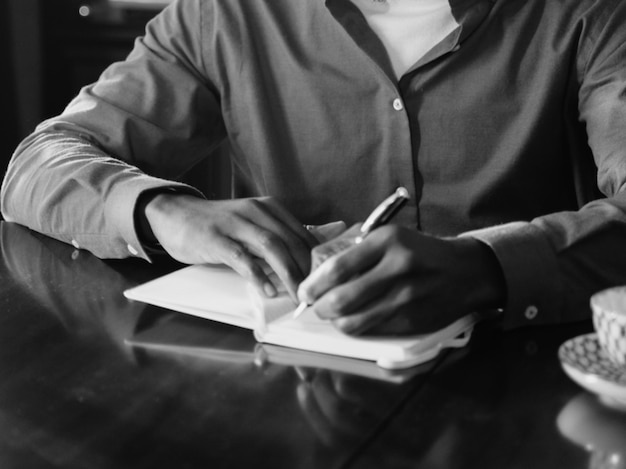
[325,0,495,229]
[324,0,421,227]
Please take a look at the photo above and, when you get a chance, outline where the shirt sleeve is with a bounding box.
[0,0,224,261]
[465,0,626,329]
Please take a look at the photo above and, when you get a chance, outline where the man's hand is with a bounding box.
[143,193,318,299]
[297,225,505,335]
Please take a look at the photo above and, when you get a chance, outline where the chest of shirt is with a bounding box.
[214,2,576,158]
[198,0,599,227]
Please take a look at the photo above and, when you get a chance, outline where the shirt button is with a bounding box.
[71,239,80,249]
[524,305,538,320]
[392,98,404,111]
[127,244,139,256]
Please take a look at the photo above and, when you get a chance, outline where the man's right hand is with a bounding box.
[143,193,318,300]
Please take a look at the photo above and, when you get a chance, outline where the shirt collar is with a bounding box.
[325,0,496,77]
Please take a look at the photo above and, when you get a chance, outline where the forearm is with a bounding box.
[464,195,626,328]
[452,236,506,314]
[1,125,201,260]
[534,197,626,317]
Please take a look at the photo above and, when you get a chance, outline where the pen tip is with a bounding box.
[293,301,309,318]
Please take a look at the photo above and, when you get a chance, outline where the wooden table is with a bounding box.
[0,221,622,468]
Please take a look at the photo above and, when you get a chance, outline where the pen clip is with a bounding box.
[359,187,409,237]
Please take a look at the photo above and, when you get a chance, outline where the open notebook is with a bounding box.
[123,264,478,370]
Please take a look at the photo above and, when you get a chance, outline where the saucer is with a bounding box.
[559,333,626,409]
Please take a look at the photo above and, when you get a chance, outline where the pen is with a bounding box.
[293,187,410,319]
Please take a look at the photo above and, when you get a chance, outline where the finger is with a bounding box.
[330,278,448,336]
[237,224,308,299]
[217,210,305,298]
[293,366,316,384]
[309,236,359,271]
[308,224,363,270]
[298,235,383,306]
[211,235,279,298]
[249,198,319,264]
[256,200,319,282]
[260,198,319,249]
[238,201,318,297]
[312,248,417,331]
[331,284,414,335]
[309,372,370,435]
[312,268,388,321]
[296,381,337,446]
[307,221,347,242]
[329,373,394,418]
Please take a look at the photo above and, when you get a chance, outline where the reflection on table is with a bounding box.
[558,393,626,469]
[0,221,613,468]
[0,222,424,468]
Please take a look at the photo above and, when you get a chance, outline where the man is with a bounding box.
[3,0,626,335]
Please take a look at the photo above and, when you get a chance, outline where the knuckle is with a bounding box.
[325,256,351,283]
[325,290,348,315]
[394,250,415,273]
[257,230,280,249]
[249,197,272,215]
[243,198,263,216]
[395,284,415,306]
[334,317,363,335]
[229,244,248,260]
[232,257,266,284]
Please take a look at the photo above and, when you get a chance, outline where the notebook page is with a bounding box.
[124,264,259,330]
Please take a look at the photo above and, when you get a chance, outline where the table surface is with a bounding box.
[0,221,623,469]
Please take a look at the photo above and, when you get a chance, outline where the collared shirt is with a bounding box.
[3,0,626,329]
[349,0,460,78]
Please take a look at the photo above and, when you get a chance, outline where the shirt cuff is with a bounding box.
[460,222,561,329]
[104,175,205,262]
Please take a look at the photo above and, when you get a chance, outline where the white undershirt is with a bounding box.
[350,0,459,78]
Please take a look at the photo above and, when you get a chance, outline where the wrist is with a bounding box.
[135,190,164,247]
[455,237,506,312]
[136,189,190,249]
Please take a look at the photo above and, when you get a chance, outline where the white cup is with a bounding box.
[591,286,626,367]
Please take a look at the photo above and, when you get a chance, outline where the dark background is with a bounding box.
[2,0,21,165]
[2,0,230,201]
